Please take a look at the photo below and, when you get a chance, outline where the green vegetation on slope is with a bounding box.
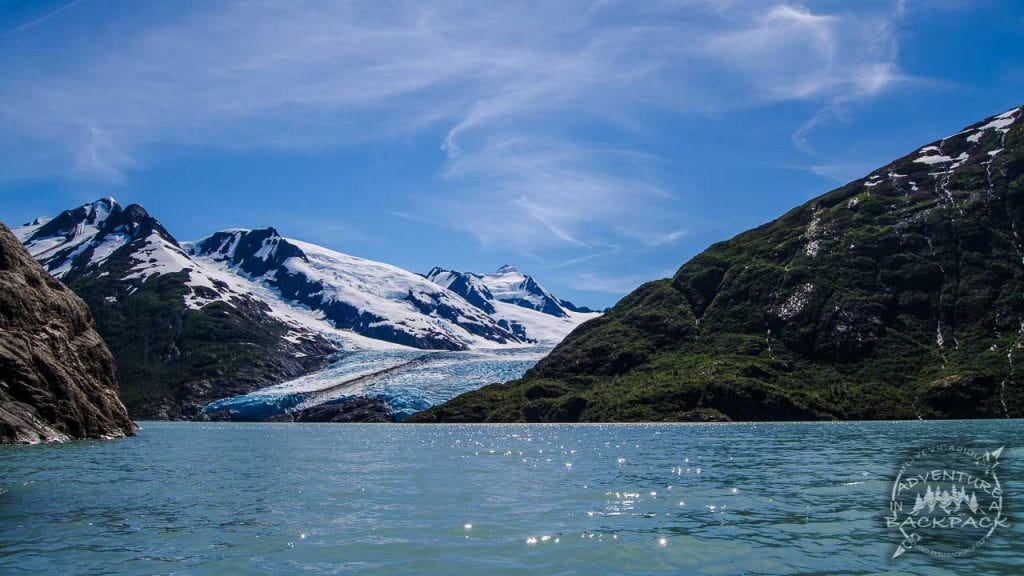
[412,107,1024,422]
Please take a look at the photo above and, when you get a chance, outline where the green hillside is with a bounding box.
[411,106,1024,422]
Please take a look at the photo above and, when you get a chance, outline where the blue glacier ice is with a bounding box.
[202,346,550,421]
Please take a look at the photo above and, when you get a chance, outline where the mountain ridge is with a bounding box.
[411,104,1024,423]
[187,227,529,350]
[11,204,597,418]
[425,265,602,344]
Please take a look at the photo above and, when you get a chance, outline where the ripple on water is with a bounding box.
[0,421,1021,575]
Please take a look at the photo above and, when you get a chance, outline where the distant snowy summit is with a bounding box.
[428,265,599,316]
[11,197,601,417]
[426,265,600,344]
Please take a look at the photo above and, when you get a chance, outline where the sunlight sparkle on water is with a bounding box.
[4,421,1021,576]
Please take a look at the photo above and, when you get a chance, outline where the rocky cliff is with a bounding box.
[413,105,1024,423]
[0,223,136,443]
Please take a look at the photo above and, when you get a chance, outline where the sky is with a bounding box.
[1,0,1022,308]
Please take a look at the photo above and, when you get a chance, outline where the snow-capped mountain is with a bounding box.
[11,197,602,418]
[186,228,527,350]
[12,199,338,418]
[425,265,601,344]
[428,265,598,316]
[15,197,179,279]
[14,199,339,341]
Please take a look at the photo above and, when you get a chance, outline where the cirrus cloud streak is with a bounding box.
[0,0,910,251]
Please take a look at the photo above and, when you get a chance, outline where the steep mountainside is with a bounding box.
[14,200,337,419]
[0,223,135,443]
[412,106,1024,423]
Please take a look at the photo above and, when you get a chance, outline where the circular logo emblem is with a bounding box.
[886,445,1008,558]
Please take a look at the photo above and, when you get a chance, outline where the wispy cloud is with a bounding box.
[0,0,910,251]
[543,250,620,270]
[704,5,908,106]
[642,229,689,247]
[713,2,913,151]
[387,210,433,225]
[807,163,879,184]
[575,269,678,294]
[0,0,87,40]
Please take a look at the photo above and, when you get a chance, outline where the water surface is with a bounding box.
[1,421,1021,575]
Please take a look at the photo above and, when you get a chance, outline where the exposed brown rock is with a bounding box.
[0,223,136,444]
[290,397,393,423]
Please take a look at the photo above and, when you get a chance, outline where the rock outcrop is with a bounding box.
[0,223,136,443]
[289,397,393,423]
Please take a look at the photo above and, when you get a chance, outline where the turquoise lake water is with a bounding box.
[1,421,1021,575]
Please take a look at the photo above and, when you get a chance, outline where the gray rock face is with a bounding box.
[0,223,136,444]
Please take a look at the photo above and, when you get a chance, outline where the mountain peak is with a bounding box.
[426,266,449,277]
[106,202,177,244]
[15,197,180,279]
[20,216,51,228]
[189,227,299,274]
[424,267,497,315]
[121,202,149,220]
[427,264,593,320]
[84,196,119,219]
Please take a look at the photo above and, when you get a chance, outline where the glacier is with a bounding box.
[203,346,551,421]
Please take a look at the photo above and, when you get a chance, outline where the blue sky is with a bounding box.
[1,0,1022,308]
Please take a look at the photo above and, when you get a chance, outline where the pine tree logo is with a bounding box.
[909,484,981,516]
[885,445,1009,559]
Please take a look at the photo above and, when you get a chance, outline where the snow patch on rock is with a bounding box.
[776,283,814,320]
